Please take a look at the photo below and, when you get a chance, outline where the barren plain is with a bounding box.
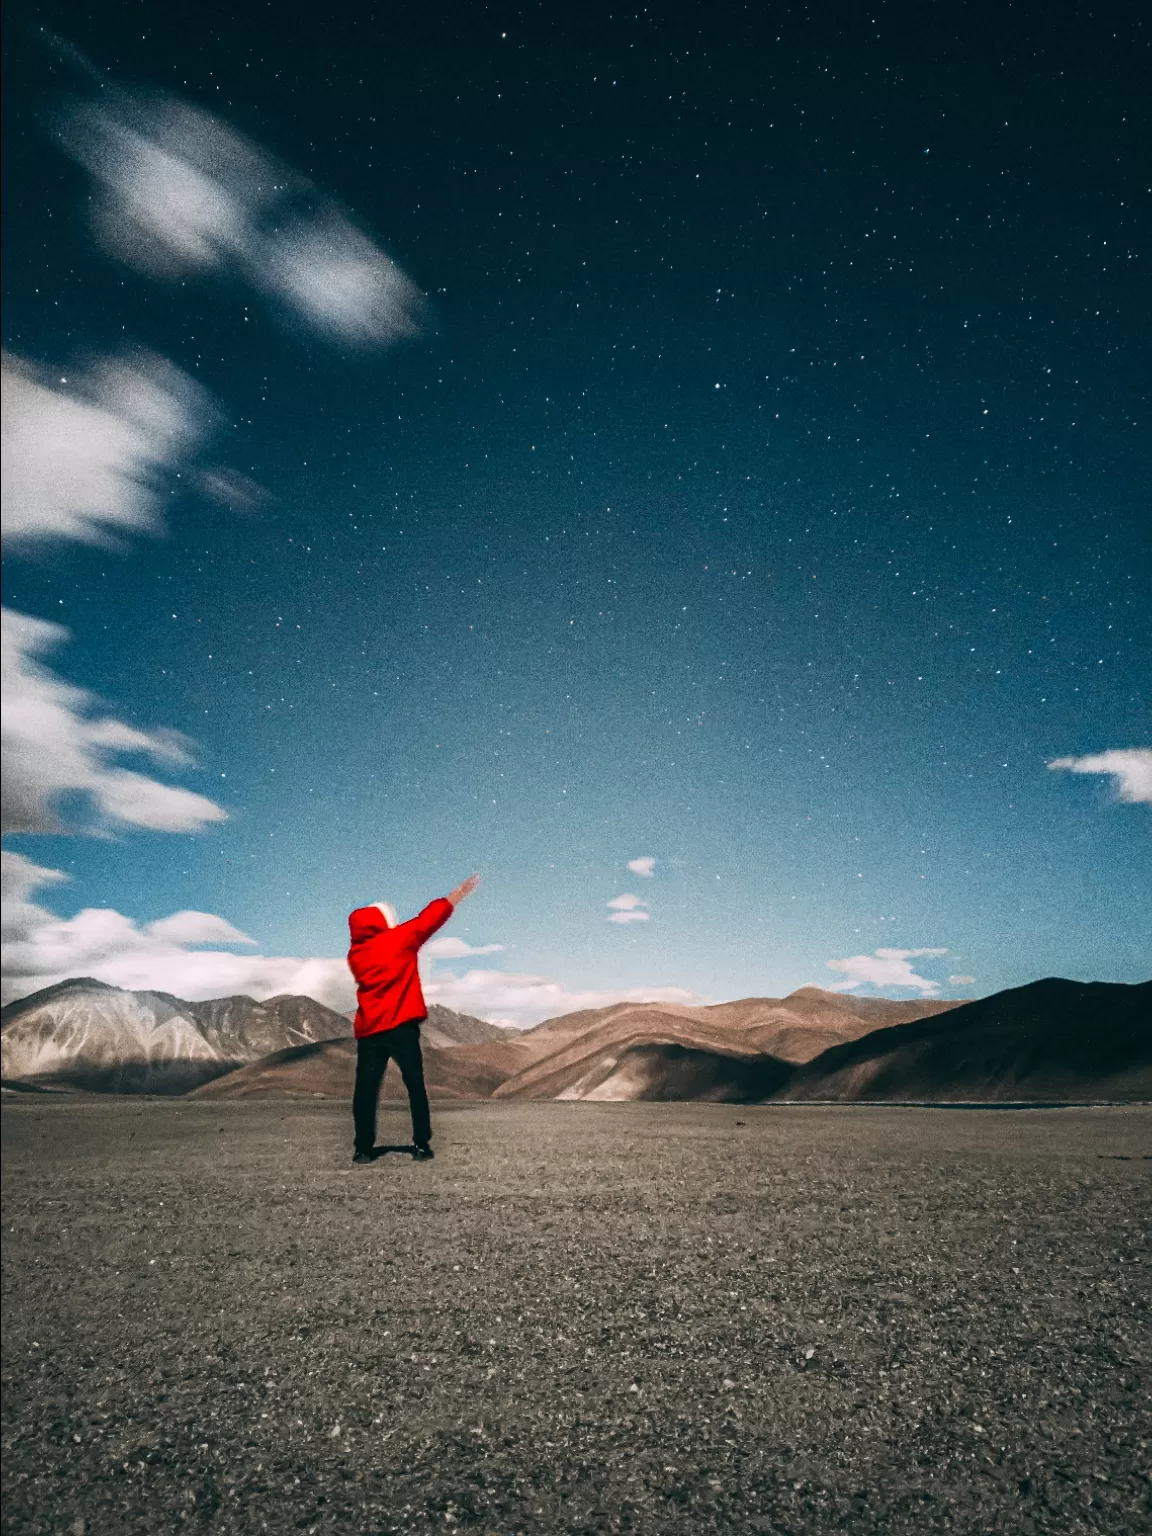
[2,1100,1148,1536]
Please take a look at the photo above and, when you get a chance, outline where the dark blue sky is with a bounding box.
[3,0,1149,1019]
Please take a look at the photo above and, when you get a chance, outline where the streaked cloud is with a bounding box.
[2,849,68,908]
[607,891,650,924]
[1,351,208,547]
[61,91,423,346]
[825,946,948,996]
[947,974,976,985]
[627,856,657,877]
[1048,749,1152,805]
[1,608,226,836]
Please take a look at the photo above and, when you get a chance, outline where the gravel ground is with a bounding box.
[2,1100,1149,1536]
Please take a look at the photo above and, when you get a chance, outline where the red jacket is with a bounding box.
[347,898,453,1037]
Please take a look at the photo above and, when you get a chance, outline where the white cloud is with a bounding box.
[606,892,649,924]
[1,851,68,949]
[62,93,423,346]
[259,213,422,346]
[627,856,656,877]
[0,852,352,1010]
[146,911,256,946]
[1048,749,1152,805]
[1,607,226,836]
[1,856,698,1026]
[1,849,68,901]
[2,351,208,547]
[948,974,976,986]
[422,935,506,960]
[825,947,948,997]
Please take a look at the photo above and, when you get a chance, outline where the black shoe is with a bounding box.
[352,1151,375,1165]
[412,1144,434,1161]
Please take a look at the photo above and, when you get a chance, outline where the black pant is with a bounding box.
[353,1021,431,1152]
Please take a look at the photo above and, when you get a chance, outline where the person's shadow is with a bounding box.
[370,1144,418,1159]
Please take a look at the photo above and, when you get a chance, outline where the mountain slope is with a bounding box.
[0,978,350,1094]
[489,990,962,1100]
[552,1042,794,1102]
[192,1035,512,1101]
[419,1005,514,1049]
[778,978,1152,1102]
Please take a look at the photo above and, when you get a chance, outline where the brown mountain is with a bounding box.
[24,976,1135,1104]
[487,990,962,1100]
[0,978,351,1094]
[195,988,960,1103]
[779,978,1152,1102]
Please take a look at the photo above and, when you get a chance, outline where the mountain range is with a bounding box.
[3,976,1148,1102]
[191,987,962,1101]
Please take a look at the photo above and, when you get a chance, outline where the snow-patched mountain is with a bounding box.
[0,978,351,1094]
[419,1005,512,1048]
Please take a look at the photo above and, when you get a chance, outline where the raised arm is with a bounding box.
[447,873,481,907]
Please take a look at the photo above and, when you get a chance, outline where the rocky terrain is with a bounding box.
[2,1098,1148,1535]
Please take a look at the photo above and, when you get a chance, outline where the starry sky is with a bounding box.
[2,0,1149,1021]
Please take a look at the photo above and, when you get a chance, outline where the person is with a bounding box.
[347,873,480,1164]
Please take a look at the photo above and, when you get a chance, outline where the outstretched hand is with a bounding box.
[448,872,481,907]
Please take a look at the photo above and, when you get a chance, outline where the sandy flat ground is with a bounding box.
[2,1100,1149,1536]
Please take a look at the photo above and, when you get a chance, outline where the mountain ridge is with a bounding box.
[779,977,1152,1102]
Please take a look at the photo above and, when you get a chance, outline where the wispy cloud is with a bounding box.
[1,608,226,836]
[1048,749,1152,805]
[606,892,650,924]
[825,947,948,996]
[1,351,208,547]
[61,91,424,346]
[948,974,976,986]
[1,851,351,1009]
[627,856,657,877]
[146,911,256,946]
[2,345,232,838]
[2,849,68,906]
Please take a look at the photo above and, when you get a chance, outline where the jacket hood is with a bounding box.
[349,905,394,944]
